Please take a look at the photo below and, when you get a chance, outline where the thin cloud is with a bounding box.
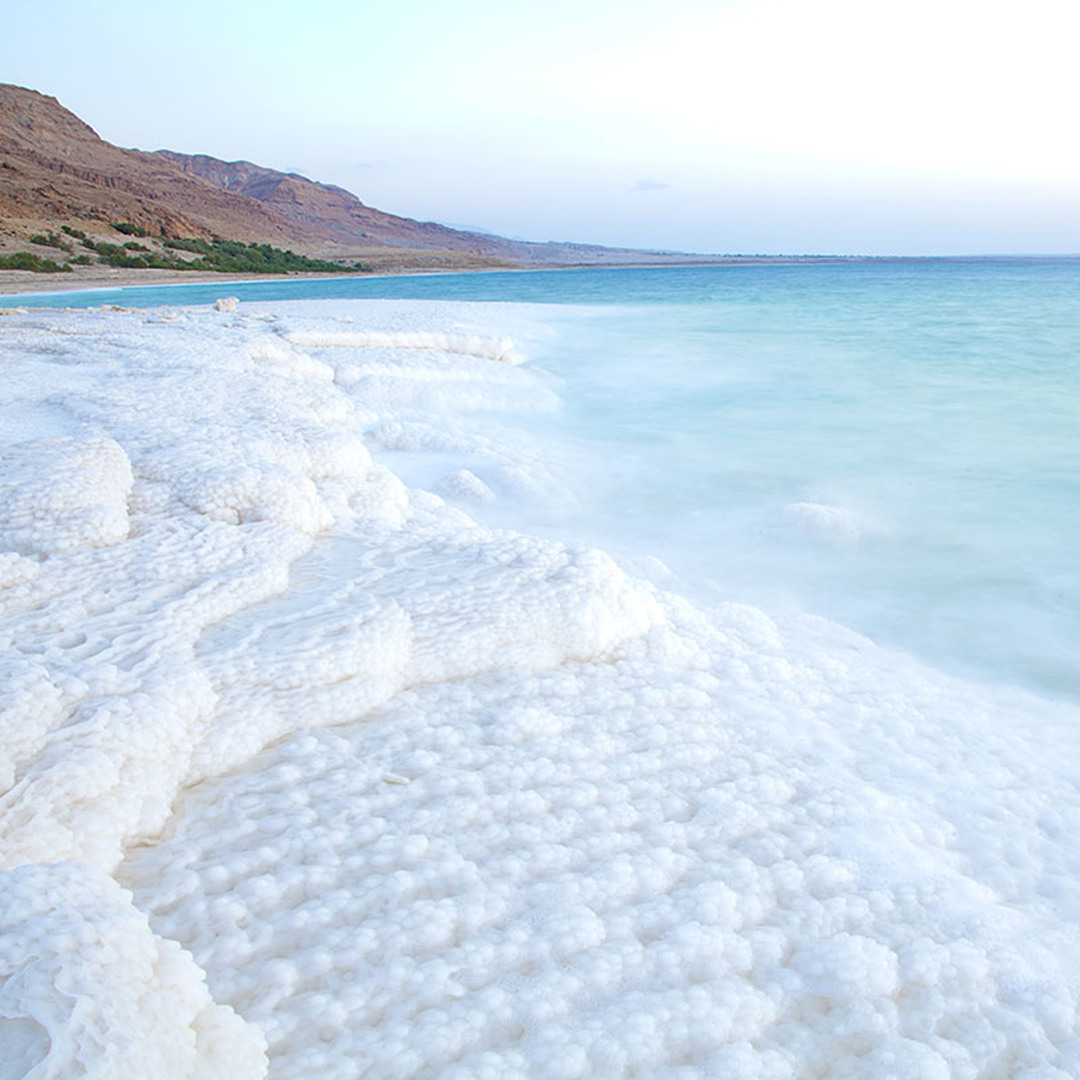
[633,178,670,192]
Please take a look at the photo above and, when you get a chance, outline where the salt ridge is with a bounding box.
[1,299,1079,1078]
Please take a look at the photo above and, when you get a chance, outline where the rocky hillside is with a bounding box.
[153,150,516,255]
[0,83,705,270]
[0,85,317,248]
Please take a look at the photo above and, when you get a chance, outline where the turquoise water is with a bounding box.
[518,263,1080,701]
[10,260,1080,699]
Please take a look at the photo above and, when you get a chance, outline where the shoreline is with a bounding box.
[4,252,1080,302]
[0,260,808,303]
[0,259,790,300]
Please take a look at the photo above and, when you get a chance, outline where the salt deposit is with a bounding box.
[782,502,885,544]
[2,298,1080,1078]
[284,329,523,364]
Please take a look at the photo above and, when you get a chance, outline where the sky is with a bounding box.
[3,0,1080,255]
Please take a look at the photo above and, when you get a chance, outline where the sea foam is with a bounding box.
[1,299,1079,1078]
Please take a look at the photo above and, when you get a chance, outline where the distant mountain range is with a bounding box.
[0,83,717,271]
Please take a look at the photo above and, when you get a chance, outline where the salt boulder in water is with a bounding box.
[440,467,497,503]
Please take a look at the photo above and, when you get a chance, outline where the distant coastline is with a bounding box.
[5,253,1080,302]
[0,257,836,299]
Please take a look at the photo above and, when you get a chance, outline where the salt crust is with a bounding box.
[0,300,649,1076]
[285,330,523,365]
[0,863,266,1078]
[1,300,1080,1077]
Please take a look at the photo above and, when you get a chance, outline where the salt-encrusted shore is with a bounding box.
[3,299,1080,1078]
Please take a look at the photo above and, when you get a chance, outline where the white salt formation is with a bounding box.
[285,329,523,364]
[0,863,266,1079]
[2,299,1080,1078]
[783,501,883,543]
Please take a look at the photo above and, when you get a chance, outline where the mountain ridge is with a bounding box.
[0,83,719,272]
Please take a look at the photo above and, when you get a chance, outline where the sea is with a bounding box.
[13,258,1080,702]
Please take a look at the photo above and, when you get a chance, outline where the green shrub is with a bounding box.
[29,232,72,252]
[18,229,367,275]
[0,252,71,272]
[0,252,43,270]
[162,237,213,255]
[156,238,364,274]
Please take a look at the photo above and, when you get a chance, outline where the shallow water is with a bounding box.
[506,262,1080,701]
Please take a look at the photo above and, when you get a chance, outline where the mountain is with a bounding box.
[0,84,315,249]
[153,150,510,254]
[0,83,711,271]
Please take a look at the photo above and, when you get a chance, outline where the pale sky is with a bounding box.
[3,0,1079,254]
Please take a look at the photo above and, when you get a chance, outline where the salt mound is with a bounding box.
[440,467,497,503]
[0,435,132,556]
[173,461,333,533]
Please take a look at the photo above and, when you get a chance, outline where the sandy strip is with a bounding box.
[0,267,366,297]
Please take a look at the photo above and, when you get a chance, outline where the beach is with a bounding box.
[3,292,1080,1078]
[0,266,301,295]
[0,265,456,298]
